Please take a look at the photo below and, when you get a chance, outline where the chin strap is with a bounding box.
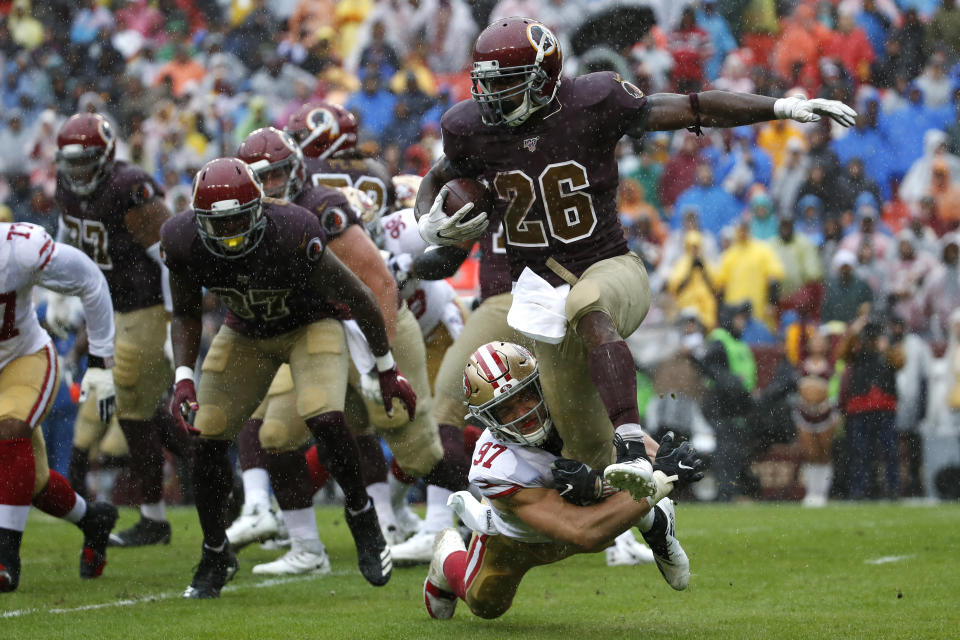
[686,93,703,137]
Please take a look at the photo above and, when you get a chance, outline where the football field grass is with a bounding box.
[2,502,958,640]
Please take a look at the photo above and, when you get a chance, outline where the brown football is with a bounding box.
[442,178,493,221]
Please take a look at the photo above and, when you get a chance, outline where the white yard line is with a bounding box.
[1,571,352,619]
[865,554,914,565]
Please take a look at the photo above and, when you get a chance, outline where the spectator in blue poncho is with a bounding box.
[673,162,742,237]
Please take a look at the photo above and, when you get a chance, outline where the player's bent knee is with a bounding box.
[194,405,229,438]
[0,417,31,440]
[258,419,293,451]
[296,385,330,420]
[565,280,603,325]
[112,341,142,388]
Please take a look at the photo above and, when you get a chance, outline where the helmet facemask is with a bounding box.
[194,197,266,259]
[56,143,113,196]
[469,371,552,446]
[249,155,303,201]
[470,23,560,127]
[464,343,553,447]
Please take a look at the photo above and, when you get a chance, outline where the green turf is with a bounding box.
[2,502,958,639]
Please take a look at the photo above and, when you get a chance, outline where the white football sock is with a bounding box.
[636,506,656,533]
[241,468,271,513]
[66,494,87,524]
[0,505,29,532]
[422,485,454,534]
[282,507,321,546]
[366,481,398,530]
[140,501,166,522]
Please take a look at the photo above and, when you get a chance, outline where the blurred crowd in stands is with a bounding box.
[4,0,960,503]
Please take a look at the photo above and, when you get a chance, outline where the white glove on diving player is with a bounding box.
[418,186,489,246]
[80,366,116,423]
[774,96,857,127]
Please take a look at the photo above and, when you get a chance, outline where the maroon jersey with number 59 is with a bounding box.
[55,161,165,312]
[441,71,650,287]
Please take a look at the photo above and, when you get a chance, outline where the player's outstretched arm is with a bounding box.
[127,197,175,312]
[637,92,856,135]
[500,487,650,553]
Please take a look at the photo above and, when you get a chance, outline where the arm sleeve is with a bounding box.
[412,245,469,280]
[38,242,115,358]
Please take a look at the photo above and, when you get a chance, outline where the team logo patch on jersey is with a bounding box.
[522,137,539,152]
[131,181,156,205]
[306,237,325,262]
[320,207,348,236]
[614,74,644,100]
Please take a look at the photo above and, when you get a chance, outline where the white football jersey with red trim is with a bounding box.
[468,428,559,543]
[0,222,114,369]
[380,208,459,336]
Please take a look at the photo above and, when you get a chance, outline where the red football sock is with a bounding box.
[32,470,82,521]
[304,445,330,493]
[442,550,468,600]
[0,438,35,532]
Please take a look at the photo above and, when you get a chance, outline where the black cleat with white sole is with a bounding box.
[183,543,239,599]
[345,500,392,586]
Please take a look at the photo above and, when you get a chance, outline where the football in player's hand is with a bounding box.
[442,178,493,221]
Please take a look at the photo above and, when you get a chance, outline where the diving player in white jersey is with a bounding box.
[0,222,119,592]
[422,341,704,620]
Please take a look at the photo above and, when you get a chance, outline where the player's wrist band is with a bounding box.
[87,355,108,369]
[375,352,396,373]
[175,366,195,383]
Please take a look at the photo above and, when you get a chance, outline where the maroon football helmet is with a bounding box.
[284,102,358,159]
[56,113,117,196]
[191,158,266,258]
[237,127,306,201]
[470,17,563,127]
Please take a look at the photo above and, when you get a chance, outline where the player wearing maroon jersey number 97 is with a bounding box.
[54,112,182,548]
[415,16,857,476]
[163,157,415,598]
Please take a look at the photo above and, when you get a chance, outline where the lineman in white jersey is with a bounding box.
[0,222,119,592]
[422,341,704,620]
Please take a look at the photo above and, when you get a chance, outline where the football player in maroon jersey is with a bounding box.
[235,129,472,570]
[162,158,415,597]
[285,101,396,224]
[54,113,182,547]
[415,17,856,473]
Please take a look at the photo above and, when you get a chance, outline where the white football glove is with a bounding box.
[417,186,489,246]
[447,491,498,535]
[360,370,384,405]
[80,366,116,423]
[774,96,857,127]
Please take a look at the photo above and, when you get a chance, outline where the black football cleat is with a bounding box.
[182,543,239,599]
[345,501,392,587]
[0,560,20,593]
[78,501,118,579]
[108,516,171,547]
